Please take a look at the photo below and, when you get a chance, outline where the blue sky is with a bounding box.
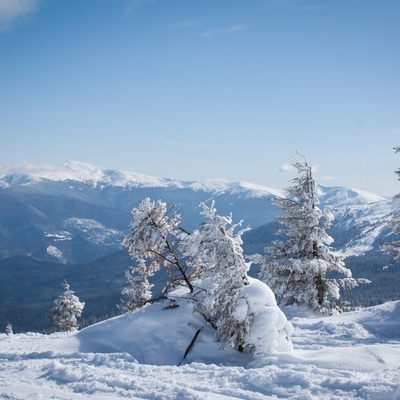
[0,0,399,196]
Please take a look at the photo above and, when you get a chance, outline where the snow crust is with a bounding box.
[63,218,124,246]
[1,300,400,399]
[46,245,65,261]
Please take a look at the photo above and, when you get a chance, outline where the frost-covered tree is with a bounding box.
[181,202,292,356]
[119,258,153,312]
[123,198,194,295]
[5,322,13,336]
[383,147,400,259]
[259,156,366,313]
[50,281,85,332]
[180,201,250,350]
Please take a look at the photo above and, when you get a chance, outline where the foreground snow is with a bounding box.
[1,301,400,399]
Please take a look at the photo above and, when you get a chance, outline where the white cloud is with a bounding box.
[279,163,296,173]
[322,175,337,182]
[0,0,40,31]
[201,24,248,38]
[0,162,58,177]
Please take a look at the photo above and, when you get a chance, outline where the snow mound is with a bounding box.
[242,278,293,362]
[78,278,293,366]
[77,298,251,366]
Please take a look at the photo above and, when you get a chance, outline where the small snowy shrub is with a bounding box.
[5,322,13,336]
[119,258,153,312]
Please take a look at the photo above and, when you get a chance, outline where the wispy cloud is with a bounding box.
[0,162,58,178]
[170,20,198,30]
[125,0,155,15]
[201,24,248,38]
[0,0,40,31]
[261,0,322,11]
[322,175,337,182]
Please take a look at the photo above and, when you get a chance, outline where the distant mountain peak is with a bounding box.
[319,185,387,206]
[0,160,169,189]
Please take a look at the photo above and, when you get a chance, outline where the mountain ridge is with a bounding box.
[0,160,396,265]
[1,160,387,203]
[0,160,285,198]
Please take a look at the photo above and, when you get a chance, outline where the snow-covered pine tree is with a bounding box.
[180,201,250,350]
[383,147,400,259]
[181,202,292,356]
[123,198,194,296]
[119,258,153,312]
[259,156,365,313]
[5,322,13,336]
[50,281,85,332]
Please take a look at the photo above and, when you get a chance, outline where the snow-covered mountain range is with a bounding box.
[0,160,396,262]
[0,160,284,196]
[0,161,399,332]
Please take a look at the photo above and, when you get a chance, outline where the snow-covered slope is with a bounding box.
[330,198,399,257]
[319,185,386,206]
[1,300,399,399]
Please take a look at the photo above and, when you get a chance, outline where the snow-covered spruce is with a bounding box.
[50,280,85,332]
[259,156,368,313]
[180,201,292,357]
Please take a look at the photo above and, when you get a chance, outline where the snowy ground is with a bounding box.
[1,300,400,400]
